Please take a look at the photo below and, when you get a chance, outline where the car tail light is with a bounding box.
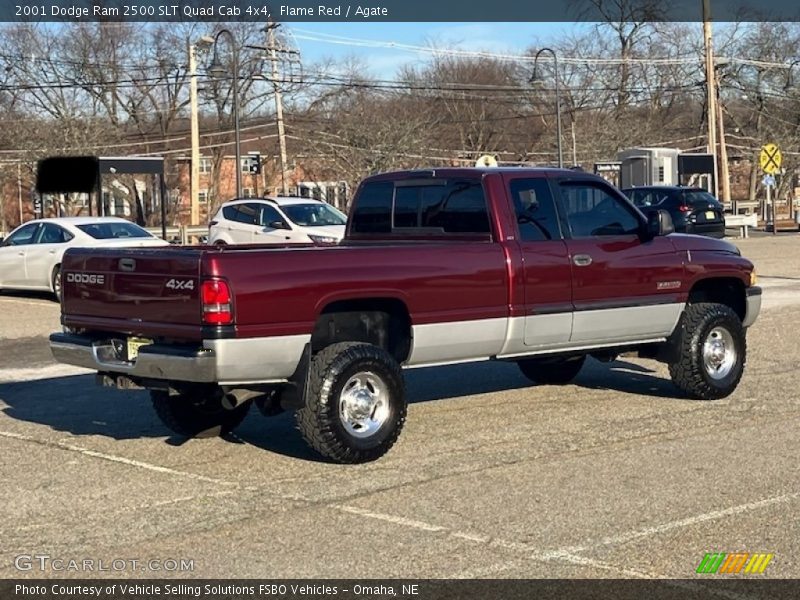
[201,279,233,325]
[678,204,691,213]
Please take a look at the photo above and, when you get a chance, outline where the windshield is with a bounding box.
[281,203,347,227]
[76,222,154,239]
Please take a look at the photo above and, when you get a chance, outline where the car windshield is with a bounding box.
[626,189,670,208]
[76,222,154,239]
[281,203,347,227]
[684,190,721,207]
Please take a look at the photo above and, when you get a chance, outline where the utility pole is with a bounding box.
[188,40,201,225]
[716,75,732,208]
[703,0,719,198]
[266,20,289,195]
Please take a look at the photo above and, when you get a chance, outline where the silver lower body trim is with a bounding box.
[743,289,761,328]
[49,333,310,385]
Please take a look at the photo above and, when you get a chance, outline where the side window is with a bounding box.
[509,178,561,241]
[392,180,490,233]
[422,181,489,233]
[37,223,73,244]
[351,182,393,233]
[5,223,39,246]
[259,205,284,227]
[237,204,261,225]
[222,205,238,221]
[559,182,641,238]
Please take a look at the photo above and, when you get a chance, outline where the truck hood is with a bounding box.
[668,233,741,256]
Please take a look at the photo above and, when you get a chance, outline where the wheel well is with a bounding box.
[687,278,746,321]
[311,298,412,363]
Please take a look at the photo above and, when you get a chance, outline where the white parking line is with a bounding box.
[0,297,54,307]
[0,430,240,488]
[0,364,91,383]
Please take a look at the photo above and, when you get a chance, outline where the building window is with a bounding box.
[199,157,211,174]
[198,189,209,204]
[657,166,665,182]
[242,188,255,198]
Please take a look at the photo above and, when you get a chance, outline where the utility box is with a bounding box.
[618,147,680,189]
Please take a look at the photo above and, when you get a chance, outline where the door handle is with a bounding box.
[49,250,56,254]
[572,254,593,267]
[17,251,25,256]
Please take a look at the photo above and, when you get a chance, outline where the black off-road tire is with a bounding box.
[668,302,746,400]
[151,389,251,437]
[51,265,62,302]
[295,342,406,464]
[517,355,586,385]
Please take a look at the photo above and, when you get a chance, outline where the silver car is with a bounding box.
[0,217,169,300]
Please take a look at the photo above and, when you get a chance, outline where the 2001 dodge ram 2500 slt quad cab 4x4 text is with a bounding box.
[50,168,761,463]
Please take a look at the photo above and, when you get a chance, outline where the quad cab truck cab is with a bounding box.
[50,168,761,463]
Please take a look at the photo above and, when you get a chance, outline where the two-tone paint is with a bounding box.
[53,168,759,386]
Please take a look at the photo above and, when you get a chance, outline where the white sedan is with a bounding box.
[0,217,169,300]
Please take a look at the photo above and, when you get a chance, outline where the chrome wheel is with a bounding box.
[338,371,390,438]
[702,326,736,380]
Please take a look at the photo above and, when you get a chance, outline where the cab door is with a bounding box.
[25,223,73,288]
[253,204,296,244]
[504,174,573,348]
[554,178,685,344]
[0,222,40,287]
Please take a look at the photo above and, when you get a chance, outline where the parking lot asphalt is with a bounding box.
[0,235,798,581]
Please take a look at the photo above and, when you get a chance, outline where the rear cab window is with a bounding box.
[350,176,492,238]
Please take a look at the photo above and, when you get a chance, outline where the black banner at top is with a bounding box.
[3,0,800,22]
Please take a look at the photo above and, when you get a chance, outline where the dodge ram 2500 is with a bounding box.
[50,168,761,463]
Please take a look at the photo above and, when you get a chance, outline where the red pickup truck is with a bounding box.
[50,168,761,463]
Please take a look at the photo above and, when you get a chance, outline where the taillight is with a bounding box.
[678,204,691,213]
[201,279,233,325]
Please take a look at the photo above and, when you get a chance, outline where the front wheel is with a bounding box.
[151,389,251,437]
[517,355,586,385]
[668,302,746,400]
[296,342,406,463]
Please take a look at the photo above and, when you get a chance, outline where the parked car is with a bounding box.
[50,168,760,463]
[0,217,168,301]
[209,197,347,246]
[622,186,726,238]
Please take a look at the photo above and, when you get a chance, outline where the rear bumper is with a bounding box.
[49,332,309,385]
[743,286,762,328]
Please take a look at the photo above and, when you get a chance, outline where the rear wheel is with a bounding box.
[296,342,406,463]
[517,355,586,385]
[151,389,251,437]
[51,265,62,302]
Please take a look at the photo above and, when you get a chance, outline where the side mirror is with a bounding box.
[647,209,674,238]
[267,220,290,230]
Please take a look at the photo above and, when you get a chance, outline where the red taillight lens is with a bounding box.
[678,204,691,213]
[201,279,233,325]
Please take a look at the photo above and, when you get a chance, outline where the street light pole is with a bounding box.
[208,29,242,199]
[531,47,563,168]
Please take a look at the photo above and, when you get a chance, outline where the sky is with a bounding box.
[283,22,589,77]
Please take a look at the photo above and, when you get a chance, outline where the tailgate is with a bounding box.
[61,246,205,340]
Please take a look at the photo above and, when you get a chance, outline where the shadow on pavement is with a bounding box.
[0,357,686,462]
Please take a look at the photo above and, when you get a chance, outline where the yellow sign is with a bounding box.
[760,143,782,174]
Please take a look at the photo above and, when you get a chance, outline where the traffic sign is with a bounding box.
[762,174,776,187]
[760,143,782,175]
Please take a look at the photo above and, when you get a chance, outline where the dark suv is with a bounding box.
[622,186,726,238]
